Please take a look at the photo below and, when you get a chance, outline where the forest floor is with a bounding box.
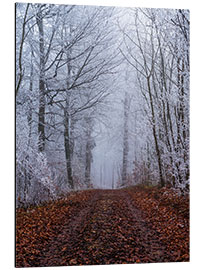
[16,186,189,267]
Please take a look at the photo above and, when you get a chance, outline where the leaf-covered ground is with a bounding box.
[16,186,189,267]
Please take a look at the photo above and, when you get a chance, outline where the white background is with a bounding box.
[0,0,202,269]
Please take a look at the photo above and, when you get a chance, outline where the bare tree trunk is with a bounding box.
[36,10,46,152]
[64,47,74,189]
[100,165,103,188]
[64,111,73,189]
[85,139,91,187]
[122,92,129,186]
[23,52,34,203]
[84,117,94,187]
[16,3,30,96]
[112,164,115,189]
[147,76,164,187]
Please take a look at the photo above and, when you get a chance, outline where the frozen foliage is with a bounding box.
[16,4,190,207]
[119,8,189,190]
[16,115,57,207]
[16,3,119,206]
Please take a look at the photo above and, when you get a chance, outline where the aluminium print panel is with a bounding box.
[16,2,189,267]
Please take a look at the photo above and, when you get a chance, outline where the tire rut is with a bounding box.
[21,189,178,267]
[38,190,103,267]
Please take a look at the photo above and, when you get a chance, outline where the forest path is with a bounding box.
[16,187,189,267]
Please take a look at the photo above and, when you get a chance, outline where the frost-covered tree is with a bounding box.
[16,3,120,205]
[120,8,189,190]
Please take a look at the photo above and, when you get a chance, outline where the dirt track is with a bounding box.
[16,188,189,267]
